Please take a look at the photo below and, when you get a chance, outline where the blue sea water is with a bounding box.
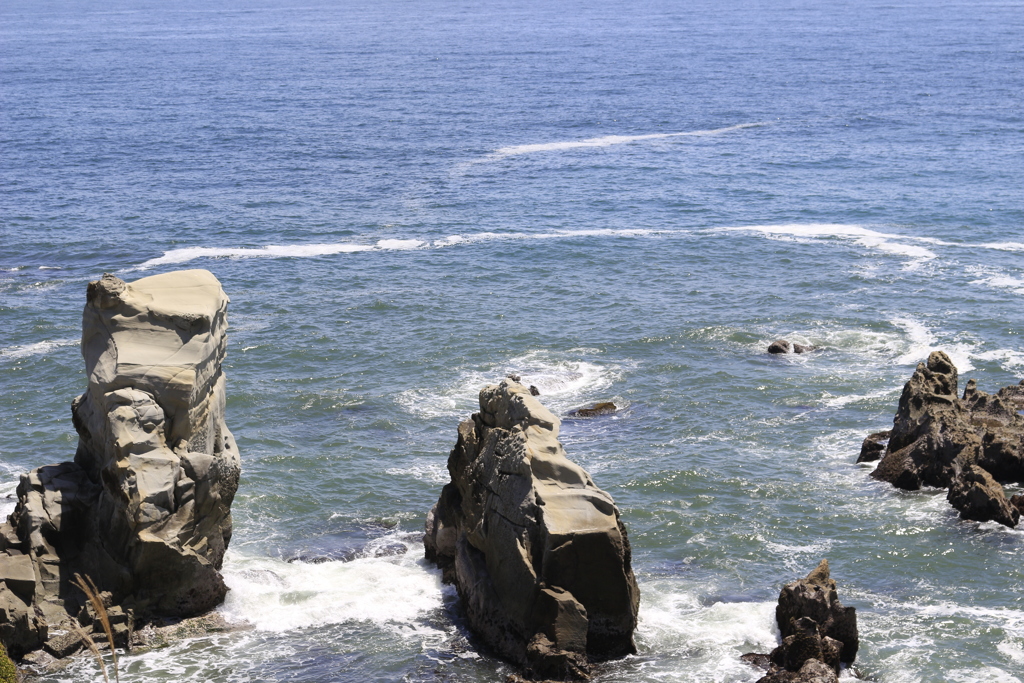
[2,0,1024,680]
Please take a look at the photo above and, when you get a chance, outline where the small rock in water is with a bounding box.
[529,385,540,396]
[768,339,815,354]
[741,652,772,671]
[568,401,618,417]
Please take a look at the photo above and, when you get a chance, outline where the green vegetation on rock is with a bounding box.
[0,645,18,683]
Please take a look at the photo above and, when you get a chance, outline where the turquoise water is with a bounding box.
[2,1,1024,681]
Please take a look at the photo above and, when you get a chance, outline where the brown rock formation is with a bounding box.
[424,379,639,680]
[0,270,240,658]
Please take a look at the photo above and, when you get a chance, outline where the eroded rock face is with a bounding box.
[425,380,639,680]
[868,350,1024,527]
[0,270,240,657]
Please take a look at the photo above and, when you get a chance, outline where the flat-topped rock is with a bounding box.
[0,270,240,658]
[425,380,639,680]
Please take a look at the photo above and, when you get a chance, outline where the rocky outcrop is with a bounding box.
[424,380,639,680]
[768,340,815,354]
[868,351,1024,527]
[0,270,240,658]
[745,560,857,683]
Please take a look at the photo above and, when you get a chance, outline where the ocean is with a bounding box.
[2,0,1023,681]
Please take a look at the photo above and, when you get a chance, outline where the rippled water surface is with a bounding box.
[2,0,1023,681]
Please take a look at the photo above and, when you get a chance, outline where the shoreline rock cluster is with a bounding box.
[0,270,240,661]
[860,351,1024,527]
[424,379,639,680]
[744,560,859,683]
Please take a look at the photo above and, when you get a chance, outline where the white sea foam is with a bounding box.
[973,274,1024,296]
[219,536,443,632]
[0,338,78,361]
[980,242,1024,252]
[718,224,938,265]
[637,580,777,681]
[947,668,1022,683]
[488,122,767,158]
[384,460,449,485]
[998,640,1024,664]
[132,242,377,270]
[395,350,619,420]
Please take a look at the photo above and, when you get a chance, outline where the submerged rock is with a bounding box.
[868,350,1024,527]
[567,402,618,418]
[424,380,639,680]
[0,270,240,658]
[768,340,815,355]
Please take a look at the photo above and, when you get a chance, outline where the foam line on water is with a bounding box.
[132,241,379,271]
[130,229,671,270]
[126,223,1024,272]
[717,224,939,263]
[487,122,768,158]
[0,338,78,361]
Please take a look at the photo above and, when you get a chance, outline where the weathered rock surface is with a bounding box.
[745,560,857,683]
[424,380,639,680]
[947,465,1019,528]
[775,560,858,665]
[768,340,815,355]
[868,350,1024,526]
[856,430,890,464]
[0,270,240,658]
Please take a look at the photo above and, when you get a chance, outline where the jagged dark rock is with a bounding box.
[756,658,838,683]
[775,560,858,664]
[867,350,1024,527]
[0,270,240,658]
[424,380,639,680]
[747,560,855,683]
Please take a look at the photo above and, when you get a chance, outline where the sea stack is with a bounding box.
[0,270,240,658]
[867,350,1024,527]
[424,379,639,680]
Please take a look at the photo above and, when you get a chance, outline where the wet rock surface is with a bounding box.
[868,350,1024,527]
[0,270,240,658]
[424,380,639,680]
[768,340,815,354]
